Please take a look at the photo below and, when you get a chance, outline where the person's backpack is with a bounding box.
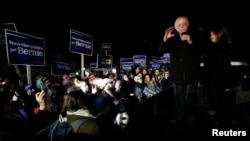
[48,114,86,141]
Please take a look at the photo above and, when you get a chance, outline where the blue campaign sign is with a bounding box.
[0,23,17,72]
[101,43,112,52]
[0,23,17,49]
[5,29,45,66]
[133,55,147,68]
[90,62,97,69]
[151,62,161,70]
[151,56,162,64]
[120,58,134,70]
[98,55,113,69]
[52,54,75,75]
[70,29,93,56]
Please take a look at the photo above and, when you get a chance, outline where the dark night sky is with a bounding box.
[1,1,249,68]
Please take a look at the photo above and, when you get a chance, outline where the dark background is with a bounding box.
[1,1,249,69]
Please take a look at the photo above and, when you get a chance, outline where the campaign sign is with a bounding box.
[133,55,146,68]
[0,23,17,72]
[151,62,161,70]
[70,29,93,56]
[90,62,97,69]
[101,43,112,52]
[161,55,170,64]
[151,56,162,64]
[0,23,17,50]
[98,55,113,69]
[52,54,75,75]
[120,58,134,71]
[31,65,52,76]
[5,29,45,65]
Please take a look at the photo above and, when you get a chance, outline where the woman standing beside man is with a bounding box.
[203,25,235,126]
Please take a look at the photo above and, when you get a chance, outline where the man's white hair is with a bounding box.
[174,16,189,27]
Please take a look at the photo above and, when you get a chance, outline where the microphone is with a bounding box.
[181,30,188,35]
[180,30,189,43]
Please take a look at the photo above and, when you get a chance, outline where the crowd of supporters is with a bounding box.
[0,65,175,141]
